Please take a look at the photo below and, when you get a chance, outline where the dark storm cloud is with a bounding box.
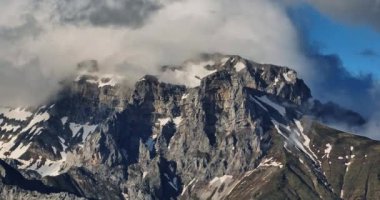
[0,16,42,40]
[303,44,380,140]
[307,52,376,116]
[359,49,379,57]
[307,0,380,32]
[0,59,59,107]
[287,5,380,139]
[56,0,162,28]
[287,5,378,117]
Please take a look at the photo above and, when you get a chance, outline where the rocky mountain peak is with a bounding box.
[158,54,311,105]
[0,54,376,200]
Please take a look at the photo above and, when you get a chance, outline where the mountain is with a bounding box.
[0,55,378,200]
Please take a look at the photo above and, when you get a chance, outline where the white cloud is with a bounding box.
[0,0,309,106]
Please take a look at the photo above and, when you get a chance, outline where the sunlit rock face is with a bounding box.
[0,55,377,200]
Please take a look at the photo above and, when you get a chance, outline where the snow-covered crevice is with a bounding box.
[206,174,237,199]
[293,120,319,163]
[61,117,69,125]
[323,144,332,159]
[272,119,318,164]
[0,134,31,159]
[181,178,197,196]
[21,111,50,133]
[157,116,182,128]
[0,123,21,132]
[164,173,179,191]
[249,95,268,112]
[255,95,286,116]
[69,122,98,142]
[19,155,68,177]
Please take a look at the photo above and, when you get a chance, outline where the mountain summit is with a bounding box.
[0,55,377,200]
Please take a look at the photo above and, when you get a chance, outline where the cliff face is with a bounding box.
[0,55,378,200]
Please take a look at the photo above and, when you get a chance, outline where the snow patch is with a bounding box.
[0,107,33,121]
[273,77,280,86]
[20,156,67,177]
[345,161,352,172]
[234,62,246,71]
[58,137,67,151]
[181,93,189,100]
[173,116,182,128]
[61,117,68,125]
[143,171,148,179]
[69,123,97,142]
[324,144,332,159]
[0,135,31,159]
[209,175,233,185]
[273,119,319,165]
[258,157,284,168]
[158,117,171,126]
[21,111,50,133]
[0,123,21,132]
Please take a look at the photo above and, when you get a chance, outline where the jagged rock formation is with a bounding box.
[0,55,379,200]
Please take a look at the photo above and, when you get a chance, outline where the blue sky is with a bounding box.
[294,5,380,77]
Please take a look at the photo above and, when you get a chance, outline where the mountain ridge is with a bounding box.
[0,54,378,200]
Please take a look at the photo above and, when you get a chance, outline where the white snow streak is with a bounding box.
[324,143,332,159]
[258,157,284,168]
[256,96,286,116]
[209,175,233,186]
[234,62,246,71]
